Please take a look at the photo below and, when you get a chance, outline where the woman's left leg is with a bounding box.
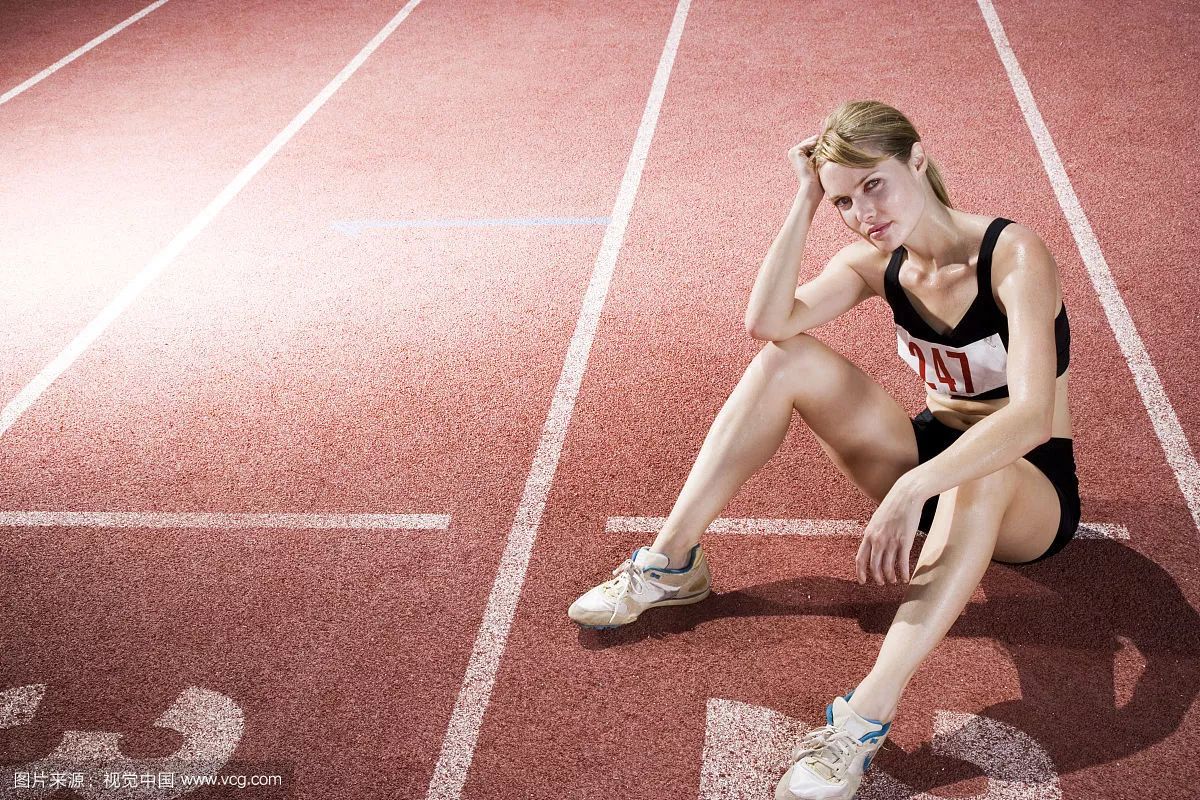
[845,456,1062,723]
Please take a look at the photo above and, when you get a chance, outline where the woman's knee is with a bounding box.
[753,333,832,384]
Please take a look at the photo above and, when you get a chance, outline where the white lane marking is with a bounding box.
[0,0,173,108]
[699,698,809,800]
[424,2,695,797]
[0,685,45,730]
[331,216,612,236]
[1075,522,1129,540]
[0,511,449,530]
[610,516,864,536]
[0,685,244,800]
[607,516,1129,540]
[700,698,1061,800]
[979,0,1200,536]
[0,0,427,439]
[1112,634,1145,710]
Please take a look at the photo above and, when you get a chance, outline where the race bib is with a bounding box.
[896,326,1007,397]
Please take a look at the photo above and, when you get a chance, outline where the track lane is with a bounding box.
[990,0,1200,554]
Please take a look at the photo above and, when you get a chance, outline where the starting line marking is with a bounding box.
[332,216,611,236]
[606,516,1129,540]
[0,0,173,108]
[0,511,449,530]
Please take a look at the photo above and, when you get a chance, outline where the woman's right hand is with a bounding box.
[788,134,825,208]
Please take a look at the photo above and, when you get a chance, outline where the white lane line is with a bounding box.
[979,0,1200,536]
[0,0,427,439]
[0,0,173,108]
[424,2,695,798]
[332,216,612,236]
[610,516,862,536]
[1075,522,1129,541]
[607,516,1129,540]
[0,511,449,530]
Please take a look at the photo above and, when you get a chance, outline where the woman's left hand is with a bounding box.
[857,481,925,585]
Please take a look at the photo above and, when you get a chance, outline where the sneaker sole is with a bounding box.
[572,586,712,629]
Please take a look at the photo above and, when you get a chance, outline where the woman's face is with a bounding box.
[817,144,927,251]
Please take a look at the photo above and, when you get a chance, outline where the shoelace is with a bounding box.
[781,724,860,782]
[601,557,650,625]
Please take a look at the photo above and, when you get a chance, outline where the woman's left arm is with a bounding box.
[902,225,1061,500]
[857,225,1061,585]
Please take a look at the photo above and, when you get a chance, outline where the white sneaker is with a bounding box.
[775,691,891,800]
[567,544,712,629]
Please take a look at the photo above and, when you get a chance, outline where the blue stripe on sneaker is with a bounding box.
[656,543,700,573]
[842,688,890,728]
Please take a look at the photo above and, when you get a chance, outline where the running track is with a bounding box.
[0,1,1197,798]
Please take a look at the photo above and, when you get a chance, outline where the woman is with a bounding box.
[567,100,1080,800]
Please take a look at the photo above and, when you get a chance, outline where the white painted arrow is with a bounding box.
[0,684,244,799]
[700,698,1061,800]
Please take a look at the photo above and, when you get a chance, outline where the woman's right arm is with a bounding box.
[744,136,873,342]
[743,187,874,342]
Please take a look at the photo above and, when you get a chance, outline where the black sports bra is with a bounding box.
[882,217,1069,401]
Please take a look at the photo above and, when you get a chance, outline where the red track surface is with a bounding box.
[1,1,1197,799]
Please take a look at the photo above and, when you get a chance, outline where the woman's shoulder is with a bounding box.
[831,238,889,274]
[836,239,893,298]
[990,216,1043,250]
[989,217,1055,275]
[987,218,1060,316]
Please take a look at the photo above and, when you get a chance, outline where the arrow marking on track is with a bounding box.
[700,698,1061,800]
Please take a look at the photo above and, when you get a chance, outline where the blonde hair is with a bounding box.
[809,100,952,209]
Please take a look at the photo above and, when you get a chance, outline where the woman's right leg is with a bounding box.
[650,332,920,567]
